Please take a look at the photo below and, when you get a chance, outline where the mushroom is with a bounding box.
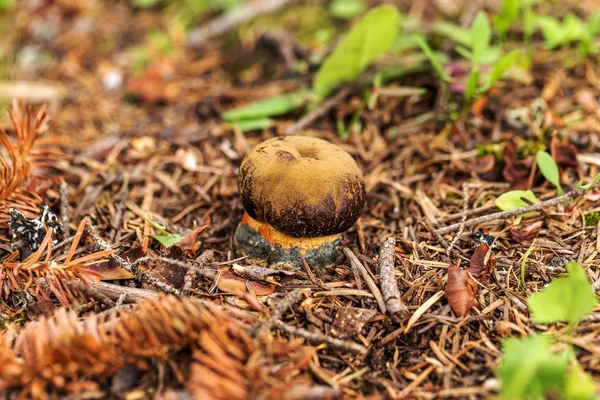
[235,135,365,268]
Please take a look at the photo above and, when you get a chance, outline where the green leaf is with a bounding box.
[330,0,365,19]
[413,35,453,83]
[133,0,161,8]
[314,5,400,97]
[577,173,600,192]
[222,93,305,121]
[470,11,491,65]
[536,151,564,195]
[495,190,538,212]
[149,233,182,248]
[499,334,570,399]
[464,69,480,100]
[433,21,472,46]
[565,361,596,400]
[228,118,275,132]
[136,213,182,248]
[482,49,520,92]
[528,261,598,326]
[494,0,520,37]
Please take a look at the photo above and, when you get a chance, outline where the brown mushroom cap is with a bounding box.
[238,136,365,238]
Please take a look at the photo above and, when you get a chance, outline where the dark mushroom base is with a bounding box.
[234,213,342,268]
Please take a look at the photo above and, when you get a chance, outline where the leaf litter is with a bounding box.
[0,1,599,399]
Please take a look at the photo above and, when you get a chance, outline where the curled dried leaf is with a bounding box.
[468,243,496,285]
[446,263,478,317]
[216,266,275,296]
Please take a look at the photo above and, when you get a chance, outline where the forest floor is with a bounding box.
[1,0,600,399]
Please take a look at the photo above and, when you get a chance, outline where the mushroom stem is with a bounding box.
[234,213,342,268]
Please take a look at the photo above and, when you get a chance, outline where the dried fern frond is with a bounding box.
[0,296,317,399]
[0,99,64,233]
[0,220,112,306]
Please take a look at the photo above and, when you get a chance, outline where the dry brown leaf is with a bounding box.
[468,243,495,285]
[510,221,543,243]
[88,247,142,280]
[452,153,495,175]
[503,141,535,189]
[176,217,211,257]
[445,263,478,317]
[216,266,275,296]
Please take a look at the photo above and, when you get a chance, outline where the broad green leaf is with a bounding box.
[482,49,520,92]
[465,69,480,100]
[330,0,365,19]
[528,261,598,326]
[433,21,471,46]
[495,190,538,212]
[565,361,596,400]
[536,151,564,195]
[499,334,570,399]
[535,15,566,48]
[494,0,520,37]
[413,36,453,83]
[314,5,400,97]
[222,93,305,121]
[228,118,274,132]
[470,11,491,65]
[150,233,182,248]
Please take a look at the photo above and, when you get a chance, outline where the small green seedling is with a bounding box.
[528,261,598,327]
[222,92,305,131]
[220,5,401,132]
[535,11,600,56]
[495,190,538,213]
[314,4,400,97]
[576,172,600,192]
[138,213,182,248]
[536,151,564,195]
[413,35,453,83]
[499,261,598,399]
[424,11,520,105]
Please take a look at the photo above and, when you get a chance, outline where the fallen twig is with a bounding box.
[343,247,387,314]
[276,320,366,353]
[84,221,182,295]
[378,237,409,318]
[60,180,70,238]
[187,0,294,47]
[254,289,303,337]
[436,185,592,235]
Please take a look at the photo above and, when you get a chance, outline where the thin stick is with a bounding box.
[60,180,70,237]
[284,87,351,135]
[378,237,409,318]
[254,289,303,337]
[84,221,182,296]
[276,320,366,353]
[187,0,294,47]
[66,280,115,308]
[436,186,590,235]
[343,248,387,314]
